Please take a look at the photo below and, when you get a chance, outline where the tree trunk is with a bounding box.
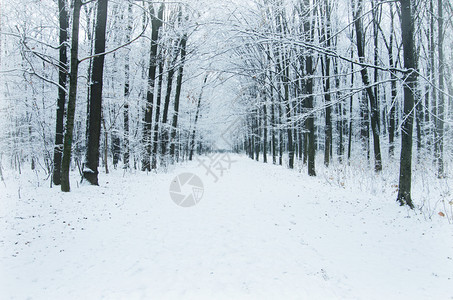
[284,80,294,168]
[102,114,109,174]
[436,0,444,177]
[160,43,180,163]
[360,91,370,160]
[354,0,382,172]
[83,0,109,185]
[335,60,344,162]
[61,0,82,192]
[397,0,417,209]
[142,4,163,171]
[304,0,316,176]
[189,74,208,160]
[388,2,396,157]
[271,80,277,164]
[255,109,260,161]
[322,54,332,167]
[430,0,438,163]
[52,0,69,186]
[322,0,332,167]
[151,61,164,169]
[348,53,354,161]
[170,34,188,159]
[278,103,283,166]
[263,98,268,163]
[123,2,133,169]
[372,1,381,133]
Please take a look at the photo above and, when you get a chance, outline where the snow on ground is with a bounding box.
[0,154,452,299]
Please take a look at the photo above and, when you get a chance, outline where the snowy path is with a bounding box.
[1,154,452,299]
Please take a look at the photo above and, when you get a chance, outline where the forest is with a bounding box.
[1,0,453,207]
[1,0,453,299]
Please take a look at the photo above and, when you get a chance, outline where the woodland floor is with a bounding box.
[0,154,452,299]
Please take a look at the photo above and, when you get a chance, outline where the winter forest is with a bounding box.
[1,0,453,299]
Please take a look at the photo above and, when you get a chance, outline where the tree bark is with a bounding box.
[303,0,316,176]
[263,97,268,163]
[397,0,417,209]
[53,0,69,186]
[189,74,208,160]
[436,0,444,177]
[270,75,277,164]
[388,2,396,157]
[160,42,180,163]
[83,0,109,185]
[348,51,354,161]
[170,34,188,159]
[354,0,382,172]
[151,61,164,169]
[123,2,132,169]
[142,4,163,171]
[61,0,82,192]
[322,0,332,167]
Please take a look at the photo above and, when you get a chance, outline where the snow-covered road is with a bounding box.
[1,154,452,299]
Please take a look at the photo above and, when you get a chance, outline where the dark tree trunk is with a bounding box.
[151,62,164,169]
[304,0,316,176]
[424,2,432,152]
[360,91,370,160]
[189,74,207,160]
[123,2,132,169]
[430,0,438,162]
[348,55,354,161]
[277,13,294,169]
[278,103,283,166]
[53,0,69,186]
[142,4,163,171]
[102,113,109,174]
[271,83,277,164]
[111,131,120,168]
[388,3,396,157]
[170,34,188,159]
[263,98,268,163]
[322,54,332,167]
[335,60,344,162]
[160,45,179,162]
[436,0,444,177]
[354,0,383,172]
[415,76,423,161]
[284,79,294,168]
[83,0,109,185]
[372,1,381,133]
[61,0,82,192]
[303,130,308,164]
[252,108,260,162]
[322,0,332,167]
[397,0,417,209]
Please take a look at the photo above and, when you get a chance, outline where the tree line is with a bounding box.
[1,0,452,209]
[230,0,452,208]
[1,0,213,191]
